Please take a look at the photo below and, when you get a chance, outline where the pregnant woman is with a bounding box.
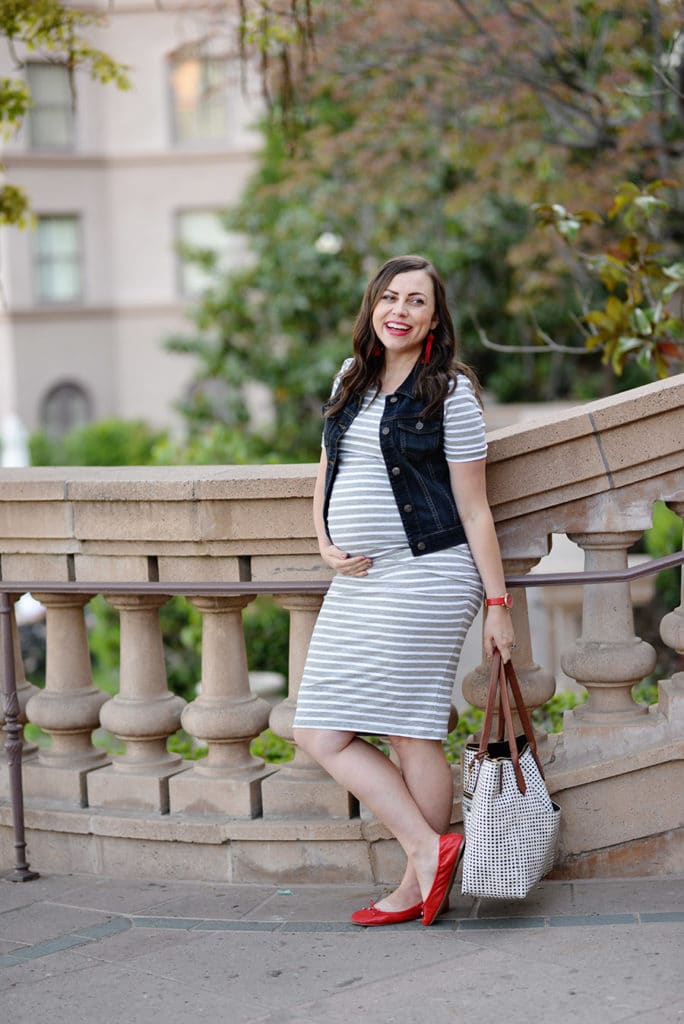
[293,254,515,926]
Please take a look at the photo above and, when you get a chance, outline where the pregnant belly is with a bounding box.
[327,482,406,557]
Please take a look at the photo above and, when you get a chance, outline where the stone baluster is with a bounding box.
[88,594,186,813]
[461,558,556,746]
[261,592,358,817]
[658,501,684,724]
[23,593,108,805]
[560,531,657,758]
[168,595,274,817]
[0,594,40,767]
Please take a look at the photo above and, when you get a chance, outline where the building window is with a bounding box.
[34,215,82,303]
[176,209,247,297]
[169,42,231,144]
[41,381,92,437]
[26,63,74,149]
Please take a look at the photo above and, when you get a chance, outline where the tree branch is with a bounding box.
[473,318,592,356]
[449,0,612,141]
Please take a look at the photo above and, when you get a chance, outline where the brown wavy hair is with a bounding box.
[325,254,480,420]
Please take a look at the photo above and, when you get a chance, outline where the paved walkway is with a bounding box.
[1,871,683,1023]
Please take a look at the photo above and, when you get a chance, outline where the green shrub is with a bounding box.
[531,689,586,733]
[30,418,166,467]
[631,679,659,706]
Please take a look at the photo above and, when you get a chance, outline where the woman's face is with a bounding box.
[371,269,438,362]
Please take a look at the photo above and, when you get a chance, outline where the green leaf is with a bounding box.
[633,196,668,216]
[632,307,652,335]
[575,209,603,225]
[662,280,684,302]
[557,217,582,241]
[616,336,645,354]
[606,295,626,323]
[608,182,640,219]
[0,183,30,226]
[0,77,31,133]
[584,310,614,330]
[663,262,684,281]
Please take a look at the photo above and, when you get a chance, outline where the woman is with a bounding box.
[293,255,515,926]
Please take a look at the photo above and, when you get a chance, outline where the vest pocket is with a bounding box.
[396,418,441,458]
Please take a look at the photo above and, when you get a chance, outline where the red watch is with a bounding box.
[485,593,513,609]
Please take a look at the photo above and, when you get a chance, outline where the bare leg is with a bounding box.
[293,727,441,903]
[379,737,454,910]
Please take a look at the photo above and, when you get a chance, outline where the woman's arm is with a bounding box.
[448,458,515,661]
[313,449,373,577]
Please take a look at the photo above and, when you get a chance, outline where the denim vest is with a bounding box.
[322,363,467,556]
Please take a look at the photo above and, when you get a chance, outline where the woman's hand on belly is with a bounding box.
[320,543,373,577]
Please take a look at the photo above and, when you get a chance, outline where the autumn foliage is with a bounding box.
[173,1,684,459]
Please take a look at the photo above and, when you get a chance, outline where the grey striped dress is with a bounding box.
[293,374,486,740]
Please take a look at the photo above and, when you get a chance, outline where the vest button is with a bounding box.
[389,395,398,403]
[417,541,426,551]
[382,426,390,435]
[391,466,401,476]
[403,504,413,513]
[415,421,424,430]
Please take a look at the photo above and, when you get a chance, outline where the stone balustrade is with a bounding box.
[1,374,683,882]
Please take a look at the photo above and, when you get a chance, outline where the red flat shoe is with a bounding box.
[422,833,465,927]
[351,899,423,926]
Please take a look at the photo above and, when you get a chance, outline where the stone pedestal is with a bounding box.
[562,533,656,722]
[89,595,185,813]
[169,595,274,818]
[559,532,658,764]
[24,593,108,805]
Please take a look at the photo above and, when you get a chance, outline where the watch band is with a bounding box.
[485,593,513,609]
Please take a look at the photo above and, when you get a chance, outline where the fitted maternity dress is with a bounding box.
[293,373,486,740]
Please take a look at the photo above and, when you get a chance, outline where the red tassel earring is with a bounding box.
[421,332,435,364]
[373,343,382,357]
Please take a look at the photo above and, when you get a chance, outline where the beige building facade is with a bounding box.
[0,0,261,445]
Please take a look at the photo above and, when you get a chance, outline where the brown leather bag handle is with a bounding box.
[477,651,544,795]
[477,653,503,758]
[496,657,526,793]
[503,657,545,779]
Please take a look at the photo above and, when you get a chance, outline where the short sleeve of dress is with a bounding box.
[330,357,355,398]
[321,357,355,448]
[443,375,487,463]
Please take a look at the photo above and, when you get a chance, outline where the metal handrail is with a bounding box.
[1,548,682,882]
[0,548,682,598]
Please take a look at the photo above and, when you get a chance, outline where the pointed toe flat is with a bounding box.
[351,899,423,926]
[422,833,465,927]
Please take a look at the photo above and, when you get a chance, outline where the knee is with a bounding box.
[388,735,444,761]
[388,735,412,759]
[293,728,316,757]
[388,734,420,758]
[293,728,350,763]
[292,727,331,762]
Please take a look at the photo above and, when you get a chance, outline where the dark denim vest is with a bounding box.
[322,363,467,556]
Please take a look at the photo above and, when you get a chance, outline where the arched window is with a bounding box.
[41,381,92,437]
